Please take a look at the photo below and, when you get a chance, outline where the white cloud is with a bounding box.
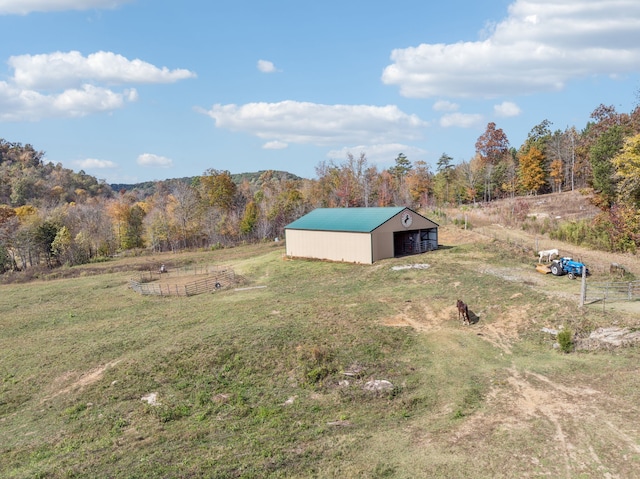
[257,60,278,73]
[9,51,196,90]
[0,0,133,15]
[327,144,428,168]
[494,101,521,117]
[125,88,139,102]
[75,158,118,169]
[382,0,640,98]
[202,100,427,146]
[263,140,288,150]
[439,113,484,128]
[433,100,459,112]
[0,50,194,121]
[137,153,173,168]
[0,81,135,121]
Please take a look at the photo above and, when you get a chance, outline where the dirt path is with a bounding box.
[450,364,640,478]
[43,359,122,402]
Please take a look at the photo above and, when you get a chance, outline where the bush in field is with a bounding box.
[297,345,337,385]
[557,328,574,353]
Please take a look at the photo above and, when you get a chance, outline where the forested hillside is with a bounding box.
[110,170,302,198]
[2,101,640,276]
[0,139,112,206]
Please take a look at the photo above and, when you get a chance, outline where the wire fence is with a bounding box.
[129,265,235,297]
[584,280,640,304]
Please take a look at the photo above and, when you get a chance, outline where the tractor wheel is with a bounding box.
[568,272,576,280]
[551,263,562,276]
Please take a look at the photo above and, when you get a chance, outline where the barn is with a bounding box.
[284,207,439,264]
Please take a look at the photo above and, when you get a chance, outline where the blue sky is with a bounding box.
[1,0,639,184]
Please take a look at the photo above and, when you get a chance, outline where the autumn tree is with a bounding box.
[405,160,431,207]
[475,123,510,201]
[456,156,483,203]
[547,127,579,191]
[200,169,237,212]
[313,154,373,208]
[498,149,519,198]
[142,184,172,252]
[0,204,16,224]
[168,182,201,249]
[252,171,306,240]
[549,159,564,193]
[312,161,340,207]
[333,161,359,207]
[376,170,395,206]
[266,182,305,238]
[64,200,117,257]
[362,164,379,208]
[107,195,146,250]
[612,133,640,207]
[198,169,239,243]
[51,225,72,265]
[518,146,546,195]
[529,121,553,192]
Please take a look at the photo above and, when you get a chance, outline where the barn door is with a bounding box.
[393,230,420,256]
[394,229,436,256]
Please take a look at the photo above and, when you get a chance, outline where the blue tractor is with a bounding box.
[550,257,590,280]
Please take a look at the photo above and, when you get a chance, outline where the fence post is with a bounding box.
[580,267,586,307]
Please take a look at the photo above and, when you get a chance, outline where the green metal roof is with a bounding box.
[285,207,407,233]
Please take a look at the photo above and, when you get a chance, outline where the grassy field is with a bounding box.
[2,229,640,478]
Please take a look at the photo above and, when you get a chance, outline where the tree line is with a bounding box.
[2,101,640,274]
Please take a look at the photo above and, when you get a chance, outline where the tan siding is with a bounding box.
[371,229,393,263]
[285,229,373,264]
[375,211,439,232]
[285,208,438,264]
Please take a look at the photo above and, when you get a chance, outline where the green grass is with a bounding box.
[2,232,640,478]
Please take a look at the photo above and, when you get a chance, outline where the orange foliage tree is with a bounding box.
[518,146,546,195]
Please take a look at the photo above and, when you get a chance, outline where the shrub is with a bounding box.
[557,328,574,353]
[297,345,337,386]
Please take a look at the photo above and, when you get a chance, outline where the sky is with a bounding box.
[1,0,639,184]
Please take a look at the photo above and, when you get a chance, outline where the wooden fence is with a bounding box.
[129,266,235,297]
[584,280,640,304]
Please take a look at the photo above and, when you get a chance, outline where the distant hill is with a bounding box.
[0,139,113,206]
[110,170,304,196]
